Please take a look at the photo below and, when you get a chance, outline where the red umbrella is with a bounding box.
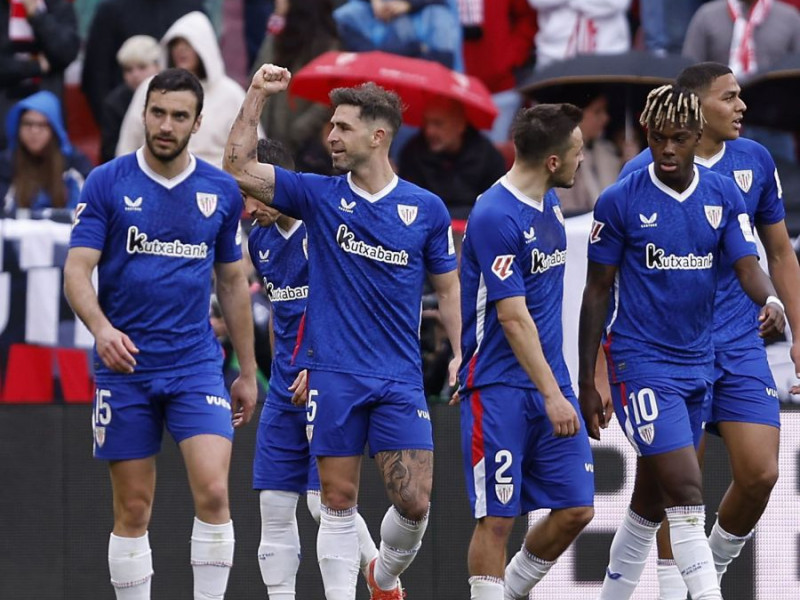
[289,51,498,130]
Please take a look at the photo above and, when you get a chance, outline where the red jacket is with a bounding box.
[463,0,537,94]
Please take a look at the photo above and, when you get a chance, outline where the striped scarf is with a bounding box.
[727,0,772,77]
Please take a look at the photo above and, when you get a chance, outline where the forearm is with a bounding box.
[768,250,800,336]
[63,264,111,336]
[433,277,461,357]
[216,266,258,377]
[578,288,610,388]
[501,315,560,397]
[735,258,776,306]
[225,89,266,178]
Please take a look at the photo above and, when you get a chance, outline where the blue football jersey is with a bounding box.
[460,178,571,391]
[70,149,243,379]
[248,220,308,410]
[271,169,457,384]
[590,164,758,382]
[619,138,785,349]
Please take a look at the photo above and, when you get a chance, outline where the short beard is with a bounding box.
[145,132,191,163]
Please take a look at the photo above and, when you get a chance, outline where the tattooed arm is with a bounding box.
[224,64,292,204]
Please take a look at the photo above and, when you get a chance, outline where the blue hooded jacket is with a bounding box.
[1,90,92,214]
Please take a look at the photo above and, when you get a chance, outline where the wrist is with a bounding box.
[765,295,785,312]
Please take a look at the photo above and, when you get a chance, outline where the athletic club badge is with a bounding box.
[397,204,418,226]
[704,205,722,229]
[495,484,513,505]
[733,169,753,193]
[196,192,218,217]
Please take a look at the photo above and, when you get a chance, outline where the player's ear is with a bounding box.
[545,154,560,174]
[192,113,203,134]
[371,125,386,148]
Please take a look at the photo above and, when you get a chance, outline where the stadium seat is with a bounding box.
[56,348,94,403]
[1,344,54,403]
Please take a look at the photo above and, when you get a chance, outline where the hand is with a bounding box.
[544,391,581,437]
[289,369,308,406]
[790,340,800,396]
[250,64,292,96]
[230,374,257,428]
[758,302,785,338]
[94,324,138,373]
[385,0,412,18]
[274,0,290,16]
[371,0,393,21]
[578,383,607,441]
[448,389,460,405]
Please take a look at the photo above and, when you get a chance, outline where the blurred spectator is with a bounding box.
[244,0,274,70]
[253,0,339,156]
[0,91,92,218]
[333,0,461,69]
[528,0,632,71]
[116,12,251,167]
[80,0,204,125]
[683,0,800,161]
[398,99,506,220]
[294,119,345,175]
[639,0,706,55]
[556,92,622,216]
[99,35,160,163]
[460,0,537,143]
[0,0,80,150]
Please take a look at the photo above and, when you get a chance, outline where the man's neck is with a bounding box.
[276,214,296,231]
[505,162,550,202]
[696,133,725,161]
[143,147,191,179]
[349,156,396,195]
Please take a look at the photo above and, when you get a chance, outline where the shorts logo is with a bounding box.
[336,224,409,266]
[495,484,514,505]
[589,220,605,244]
[704,206,722,229]
[339,198,356,213]
[553,205,565,225]
[733,169,753,193]
[196,192,217,217]
[206,394,231,410]
[738,214,755,242]
[645,243,713,270]
[491,254,515,280]
[397,204,418,226]
[584,463,594,473]
[637,423,655,445]
[417,409,430,421]
[306,424,314,442]
[124,195,143,212]
[639,212,658,228]
[94,425,106,448]
[766,387,778,398]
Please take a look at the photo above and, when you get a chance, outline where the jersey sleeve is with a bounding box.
[587,185,626,265]
[720,179,759,264]
[753,147,786,225]
[469,208,526,303]
[69,166,110,251]
[424,195,458,275]
[272,167,314,221]
[215,180,243,263]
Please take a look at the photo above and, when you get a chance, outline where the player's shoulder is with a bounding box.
[395,177,446,206]
[728,137,775,167]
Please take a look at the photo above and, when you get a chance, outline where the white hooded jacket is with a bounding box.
[115,11,253,167]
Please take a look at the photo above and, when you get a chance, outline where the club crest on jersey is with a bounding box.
[733,169,753,193]
[704,206,722,229]
[637,424,655,445]
[124,195,143,211]
[553,205,565,225]
[589,220,605,244]
[397,204,418,226]
[491,255,515,280]
[196,192,217,217]
[495,484,514,505]
[302,237,308,260]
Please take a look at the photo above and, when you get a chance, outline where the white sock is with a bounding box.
[258,490,301,599]
[374,505,429,591]
[190,518,235,600]
[108,532,153,599]
[504,546,555,599]
[657,559,687,600]
[598,508,661,600]
[355,512,379,576]
[708,518,751,583]
[469,575,504,600]
[317,505,360,600]
[666,506,721,600]
[307,490,321,523]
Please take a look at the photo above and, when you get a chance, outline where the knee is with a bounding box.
[555,506,594,537]
[395,495,430,522]
[477,516,515,541]
[321,482,358,511]
[195,479,229,516]
[738,463,779,500]
[115,495,152,532]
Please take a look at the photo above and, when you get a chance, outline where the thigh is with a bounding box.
[162,372,235,444]
[179,433,233,497]
[522,387,595,512]
[718,421,780,482]
[368,379,433,456]
[709,349,781,433]
[253,404,312,493]
[307,370,370,457]
[93,378,163,460]
[460,386,527,518]
[611,378,708,457]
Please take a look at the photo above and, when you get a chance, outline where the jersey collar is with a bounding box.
[276,219,303,239]
[648,163,700,203]
[499,176,544,212]
[694,142,726,169]
[136,147,196,189]
[347,172,398,203]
